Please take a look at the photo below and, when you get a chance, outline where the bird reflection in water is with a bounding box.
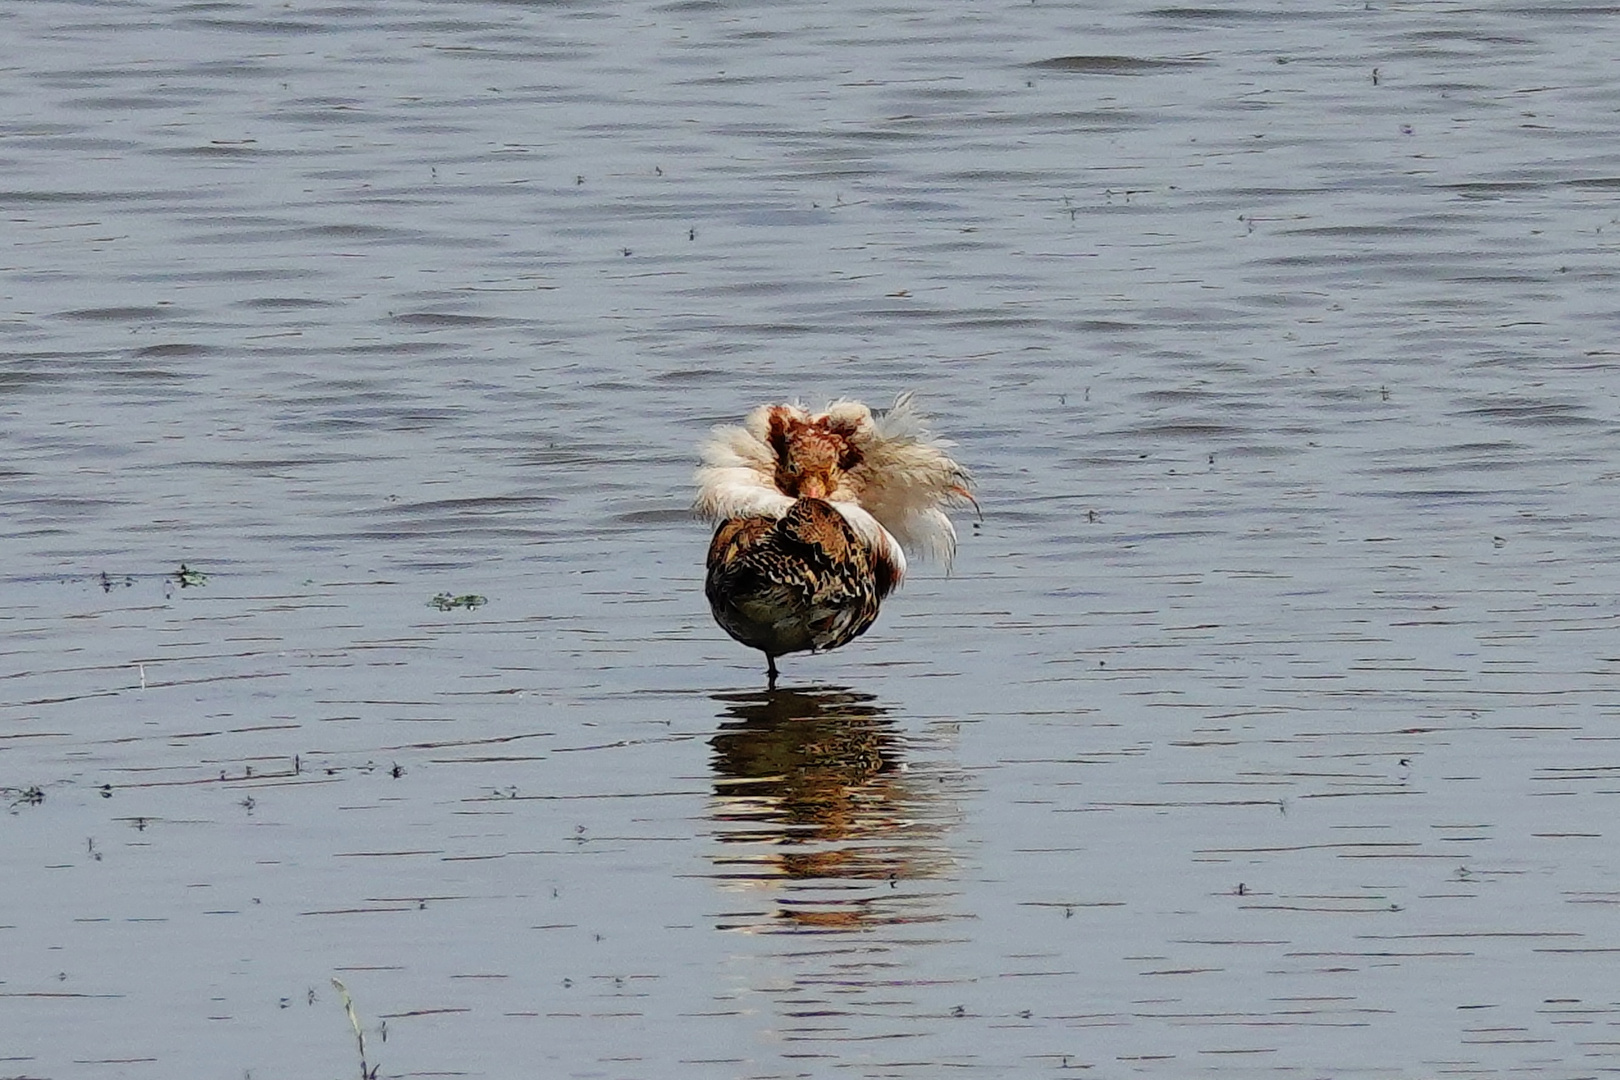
[708,684,957,933]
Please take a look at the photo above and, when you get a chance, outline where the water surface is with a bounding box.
[4,1,1620,1077]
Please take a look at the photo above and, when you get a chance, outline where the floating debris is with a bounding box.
[429,592,487,611]
[6,785,45,809]
[173,564,208,588]
[98,571,134,593]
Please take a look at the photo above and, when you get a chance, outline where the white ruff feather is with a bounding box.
[694,393,972,573]
[839,392,972,565]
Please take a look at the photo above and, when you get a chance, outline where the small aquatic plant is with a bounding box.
[331,978,380,1080]
[5,785,45,809]
[429,592,487,611]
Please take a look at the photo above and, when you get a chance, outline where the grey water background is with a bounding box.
[4,0,1620,1076]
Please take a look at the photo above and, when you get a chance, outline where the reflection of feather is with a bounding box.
[696,395,973,681]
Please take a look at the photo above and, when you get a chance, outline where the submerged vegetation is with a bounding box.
[5,785,46,809]
[429,592,487,611]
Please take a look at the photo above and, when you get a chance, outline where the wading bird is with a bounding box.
[695,394,973,685]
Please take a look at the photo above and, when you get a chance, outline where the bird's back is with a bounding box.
[705,498,894,660]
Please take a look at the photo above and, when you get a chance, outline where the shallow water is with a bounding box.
[4,1,1620,1077]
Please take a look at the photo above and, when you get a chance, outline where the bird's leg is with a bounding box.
[766,654,779,689]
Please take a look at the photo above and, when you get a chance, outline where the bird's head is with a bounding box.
[767,407,862,500]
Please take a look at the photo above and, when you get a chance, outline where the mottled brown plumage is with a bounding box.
[706,499,895,681]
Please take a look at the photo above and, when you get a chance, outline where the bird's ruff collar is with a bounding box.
[694,393,973,570]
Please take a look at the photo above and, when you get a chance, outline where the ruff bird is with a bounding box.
[695,394,973,685]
